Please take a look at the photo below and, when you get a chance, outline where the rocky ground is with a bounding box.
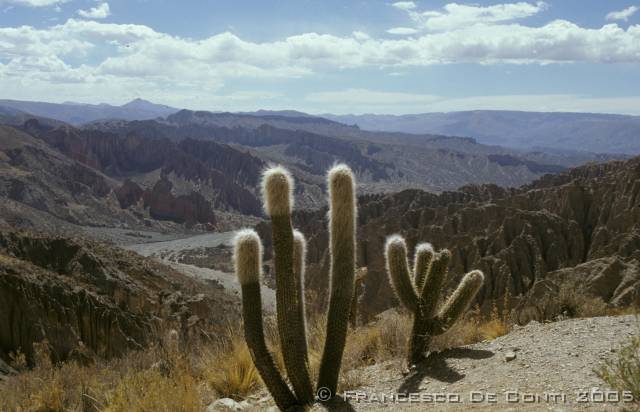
[323,315,636,412]
[210,315,637,412]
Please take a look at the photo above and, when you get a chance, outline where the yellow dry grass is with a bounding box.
[3,294,634,411]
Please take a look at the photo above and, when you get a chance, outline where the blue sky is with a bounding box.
[1,0,639,114]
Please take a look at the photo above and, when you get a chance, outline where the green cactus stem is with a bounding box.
[317,164,357,397]
[233,229,298,412]
[385,236,485,366]
[262,167,314,404]
[234,164,359,409]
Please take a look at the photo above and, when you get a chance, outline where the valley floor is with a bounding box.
[313,315,636,412]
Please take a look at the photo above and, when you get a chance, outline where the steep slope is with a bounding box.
[0,125,149,231]
[25,120,264,216]
[0,229,238,364]
[0,119,271,233]
[266,157,640,318]
[86,110,580,193]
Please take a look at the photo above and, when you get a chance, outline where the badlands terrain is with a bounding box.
[0,101,638,411]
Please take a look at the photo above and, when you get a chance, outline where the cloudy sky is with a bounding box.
[1,0,639,114]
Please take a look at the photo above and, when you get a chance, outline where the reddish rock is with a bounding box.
[114,179,143,209]
[142,178,216,227]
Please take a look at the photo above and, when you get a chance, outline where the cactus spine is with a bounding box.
[385,235,484,366]
[234,164,357,410]
[262,167,314,404]
[317,164,357,396]
[233,230,298,411]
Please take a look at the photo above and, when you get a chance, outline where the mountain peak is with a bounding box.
[121,98,155,109]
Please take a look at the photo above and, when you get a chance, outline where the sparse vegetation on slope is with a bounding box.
[598,321,640,408]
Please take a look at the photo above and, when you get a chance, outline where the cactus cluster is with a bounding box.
[233,164,356,411]
[385,235,484,366]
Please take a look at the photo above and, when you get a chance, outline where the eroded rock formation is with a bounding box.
[263,157,640,318]
[0,230,239,364]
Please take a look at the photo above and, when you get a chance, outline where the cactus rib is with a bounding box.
[263,169,314,404]
[317,164,357,396]
[385,235,485,366]
[233,230,298,411]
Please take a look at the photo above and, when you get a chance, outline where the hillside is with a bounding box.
[0,99,179,125]
[0,229,239,364]
[85,109,606,193]
[0,121,268,235]
[310,315,636,411]
[263,156,640,319]
[325,111,640,155]
[0,107,609,243]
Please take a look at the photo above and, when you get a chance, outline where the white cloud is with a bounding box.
[352,31,370,41]
[606,6,639,22]
[391,1,416,11]
[0,0,68,6]
[1,11,640,109]
[406,1,548,31]
[303,89,640,115]
[77,2,110,19]
[386,27,418,35]
[307,88,440,106]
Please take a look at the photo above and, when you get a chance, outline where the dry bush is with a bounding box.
[201,334,260,400]
[0,296,517,410]
[432,299,512,352]
[1,332,210,411]
[608,306,639,316]
[2,342,116,411]
[478,300,511,341]
[598,332,640,407]
[342,310,410,370]
[106,367,202,412]
[535,281,610,321]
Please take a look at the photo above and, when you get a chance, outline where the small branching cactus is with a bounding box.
[233,164,357,410]
[385,235,484,366]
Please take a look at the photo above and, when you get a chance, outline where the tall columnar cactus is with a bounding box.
[317,165,357,395]
[385,235,484,366]
[234,230,297,411]
[233,164,357,410]
[262,167,314,404]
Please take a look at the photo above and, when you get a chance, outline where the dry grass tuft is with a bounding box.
[432,300,512,352]
[106,367,202,412]
[535,281,611,321]
[597,324,640,407]
[202,334,260,400]
[6,288,631,411]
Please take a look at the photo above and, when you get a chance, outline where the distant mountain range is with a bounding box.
[1,104,621,236]
[324,111,640,154]
[2,99,639,155]
[0,98,179,125]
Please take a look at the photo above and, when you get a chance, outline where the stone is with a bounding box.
[207,398,246,412]
[505,351,517,362]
